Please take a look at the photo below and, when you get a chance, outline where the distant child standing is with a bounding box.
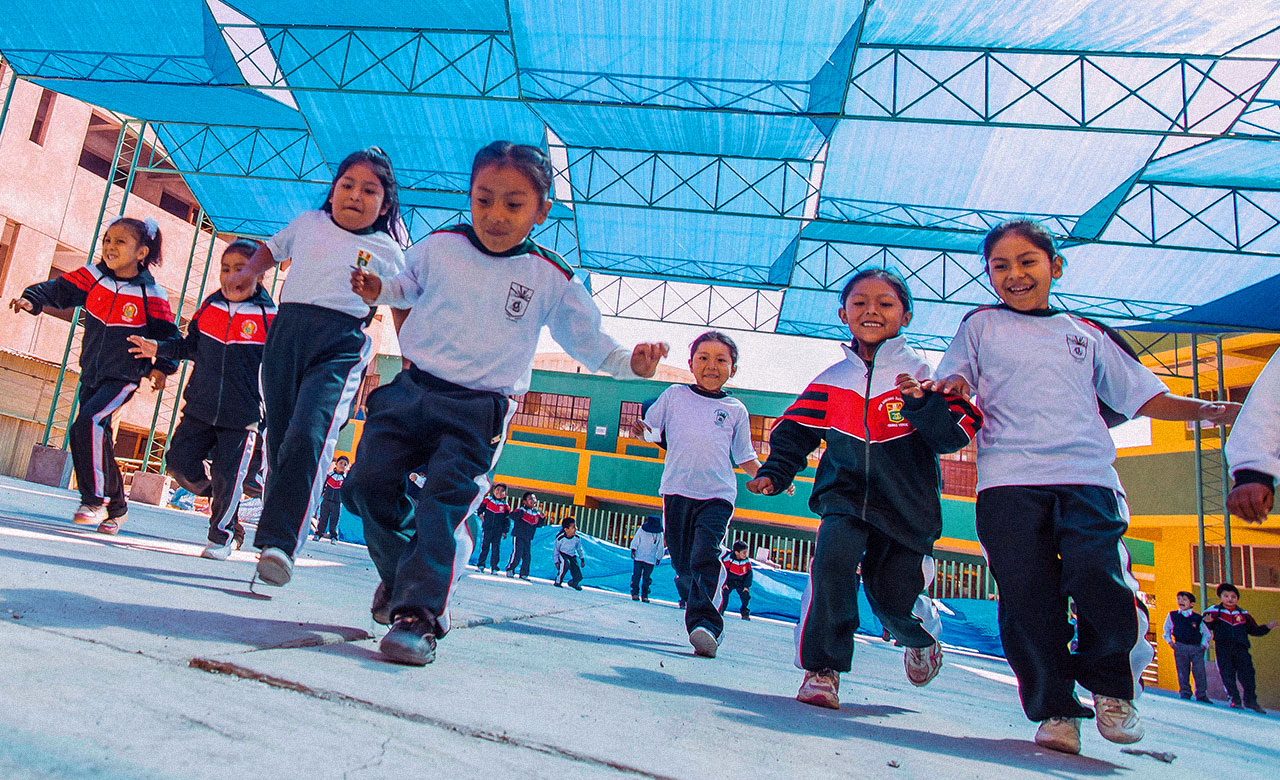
[127,239,275,558]
[1204,583,1276,713]
[1161,591,1211,703]
[629,514,664,601]
[553,517,585,590]
[635,331,760,659]
[748,269,981,710]
[935,219,1241,754]
[313,456,348,543]
[507,491,545,579]
[11,217,178,533]
[475,483,511,573]
[719,541,754,620]
[344,141,665,666]
[224,148,406,587]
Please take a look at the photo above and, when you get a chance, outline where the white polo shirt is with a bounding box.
[643,384,757,503]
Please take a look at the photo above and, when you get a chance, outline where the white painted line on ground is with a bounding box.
[951,662,1019,686]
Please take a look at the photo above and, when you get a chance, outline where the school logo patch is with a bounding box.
[505,282,534,321]
[714,410,729,427]
[886,399,904,423]
[121,302,138,323]
[240,319,258,339]
[1066,334,1089,362]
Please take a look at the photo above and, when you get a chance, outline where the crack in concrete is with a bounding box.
[344,736,392,780]
[188,657,682,780]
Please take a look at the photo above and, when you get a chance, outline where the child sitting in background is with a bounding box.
[553,517,585,590]
[629,514,664,602]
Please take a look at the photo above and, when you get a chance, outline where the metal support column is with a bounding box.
[0,68,17,141]
[1216,335,1233,583]
[41,119,149,447]
[1192,334,1209,609]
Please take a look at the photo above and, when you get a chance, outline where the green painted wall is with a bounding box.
[1114,452,1197,516]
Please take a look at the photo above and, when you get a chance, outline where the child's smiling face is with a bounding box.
[101,224,148,278]
[689,339,735,393]
[470,164,551,254]
[986,232,1063,312]
[839,277,910,347]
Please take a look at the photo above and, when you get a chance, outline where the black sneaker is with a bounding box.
[380,615,437,666]
[741,613,751,621]
[571,583,583,591]
[371,582,392,626]
[641,596,650,603]
[632,594,640,601]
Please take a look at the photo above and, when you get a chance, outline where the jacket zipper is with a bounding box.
[861,350,874,523]
[215,302,231,424]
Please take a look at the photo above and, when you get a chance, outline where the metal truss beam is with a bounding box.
[560,147,819,218]
[580,251,783,288]
[0,48,234,86]
[589,274,783,332]
[845,45,1278,139]
[224,23,518,97]
[819,196,1078,236]
[1104,182,1280,252]
[149,123,331,183]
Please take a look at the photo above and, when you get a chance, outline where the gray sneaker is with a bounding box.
[689,627,719,658]
[201,538,235,560]
[1093,695,1144,744]
[380,615,437,666]
[255,547,293,586]
[1034,717,1081,754]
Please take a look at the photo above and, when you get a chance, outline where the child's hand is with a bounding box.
[630,419,651,439]
[785,483,796,496]
[350,268,383,304]
[895,373,926,399]
[746,476,776,495]
[1200,401,1242,426]
[1227,482,1274,525]
[936,374,971,397]
[9,297,33,314]
[147,369,166,392]
[1268,620,1279,630]
[630,342,669,378]
[127,335,159,359]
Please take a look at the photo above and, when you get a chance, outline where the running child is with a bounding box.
[223,147,406,587]
[11,216,178,533]
[314,456,348,543]
[553,517,586,590]
[634,331,761,659]
[475,482,511,573]
[343,141,665,665]
[507,490,545,579]
[719,541,753,620]
[934,219,1241,754]
[1203,583,1276,713]
[126,238,275,558]
[747,269,981,709]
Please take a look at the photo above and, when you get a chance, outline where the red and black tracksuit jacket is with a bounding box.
[1204,605,1272,650]
[720,551,754,588]
[21,262,179,385]
[155,287,276,430]
[755,337,983,554]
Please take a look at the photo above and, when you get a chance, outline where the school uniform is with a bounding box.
[719,552,754,618]
[758,336,980,673]
[1161,608,1211,700]
[507,505,545,577]
[21,262,179,514]
[642,384,757,641]
[314,470,345,540]
[629,515,664,599]
[342,224,640,636]
[157,287,275,545]
[253,210,404,558]
[553,531,586,588]
[475,495,510,571]
[1204,603,1272,708]
[937,304,1169,721]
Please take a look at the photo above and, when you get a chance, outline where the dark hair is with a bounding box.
[1217,583,1239,597]
[838,268,912,313]
[223,238,260,260]
[492,483,507,492]
[732,541,748,553]
[471,141,554,202]
[982,218,1060,263]
[334,455,349,464]
[109,217,163,269]
[1176,591,1195,603]
[561,516,576,527]
[521,491,537,503]
[322,147,405,245]
[690,330,739,365]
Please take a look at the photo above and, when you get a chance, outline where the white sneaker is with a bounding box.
[201,539,235,560]
[1034,717,1081,754]
[904,641,943,687]
[255,547,294,586]
[689,627,719,658]
[72,504,107,525]
[1094,695,1144,744]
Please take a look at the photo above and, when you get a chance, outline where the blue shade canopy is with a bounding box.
[5,0,1280,349]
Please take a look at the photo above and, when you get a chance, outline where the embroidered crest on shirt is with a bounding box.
[121,302,139,323]
[505,282,534,321]
[885,399,905,423]
[240,319,258,339]
[1066,334,1089,362]
[714,409,729,427]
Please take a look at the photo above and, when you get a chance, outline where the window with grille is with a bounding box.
[1193,544,1280,591]
[618,401,644,440]
[512,391,590,433]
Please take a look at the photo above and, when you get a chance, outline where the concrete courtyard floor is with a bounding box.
[0,475,1275,780]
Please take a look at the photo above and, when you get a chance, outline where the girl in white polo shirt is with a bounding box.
[936,219,1240,755]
